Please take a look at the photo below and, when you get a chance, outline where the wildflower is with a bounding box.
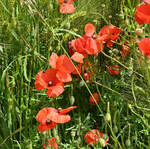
[49,53,75,82]
[84,129,109,147]
[34,68,64,97]
[36,106,77,132]
[137,38,150,58]
[106,65,119,75]
[134,4,150,25]
[71,24,103,61]
[89,93,99,106]
[58,0,75,14]
[43,137,58,149]
[98,25,122,47]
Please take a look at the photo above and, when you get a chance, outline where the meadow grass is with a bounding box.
[0,0,150,149]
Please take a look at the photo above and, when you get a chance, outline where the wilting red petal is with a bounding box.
[89,93,99,106]
[56,55,75,73]
[56,71,72,82]
[134,4,150,25]
[47,111,71,123]
[49,53,58,69]
[85,129,102,146]
[59,3,75,14]
[71,52,84,63]
[35,71,47,90]
[106,65,119,75]
[46,83,64,97]
[43,137,58,149]
[59,106,77,114]
[85,24,95,37]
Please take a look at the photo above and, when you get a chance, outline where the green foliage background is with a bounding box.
[1,0,150,149]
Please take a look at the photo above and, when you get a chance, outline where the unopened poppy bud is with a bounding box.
[64,22,70,29]
[101,4,105,8]
[135,28,143,36]
[113,126,118,134]
[80,80,85,87]
[125,139,131,147]
[99,138,106,147]
[109,15,112,19]
[70,96,75,105]
[105,113,111,122]
[71,130,76,137]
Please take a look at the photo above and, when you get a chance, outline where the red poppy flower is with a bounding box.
[49,53,75,82]
[72,24,103,56]
[34,68,64,97]
[134,4,150,25]
[85,129,109,147]
[137,38,150,58]
[142,0,150,4]
[89,93,99,106]
[98,25,121,47]
[106,65,119,75]
[58,0,75,14]
[36,106,77,132]
[43,137,58,149]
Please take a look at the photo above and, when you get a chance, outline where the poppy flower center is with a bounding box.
[46,119,51,125]
[64,0,68,3]
[48,81,53,86]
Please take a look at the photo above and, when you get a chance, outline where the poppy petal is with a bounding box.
[59,3,75,14]
[35,71,47,90]
[46,83,64,97]
[56,71,72,82]
[85,24,95,37]
[49,53,58,69]
[71,52,84,63]
[59,106,77,114]
[56,55,75,73]
[37,122,57,132]
[47,111,71,123]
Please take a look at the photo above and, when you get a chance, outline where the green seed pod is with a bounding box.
[125,139,131,147]
[113,126,118,134]
[105,113,111,122]
[135,28,143,36]
[80,80,85,87]
[70,96,75,105]
[64,22,70,29]
[99,138,106,147]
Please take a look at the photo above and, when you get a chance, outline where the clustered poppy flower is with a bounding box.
[137,38,150,59]
[134,4,150,25]
[58,0,75,14]
[97,25,122,47]
[35,68,65,97]
[49,52,75,82]
[36,106,77,132]
[84,129,109,147]
[43,137,58,149]
[106,65,119,75]
[89,93,99,106]
[71,24,104,64]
